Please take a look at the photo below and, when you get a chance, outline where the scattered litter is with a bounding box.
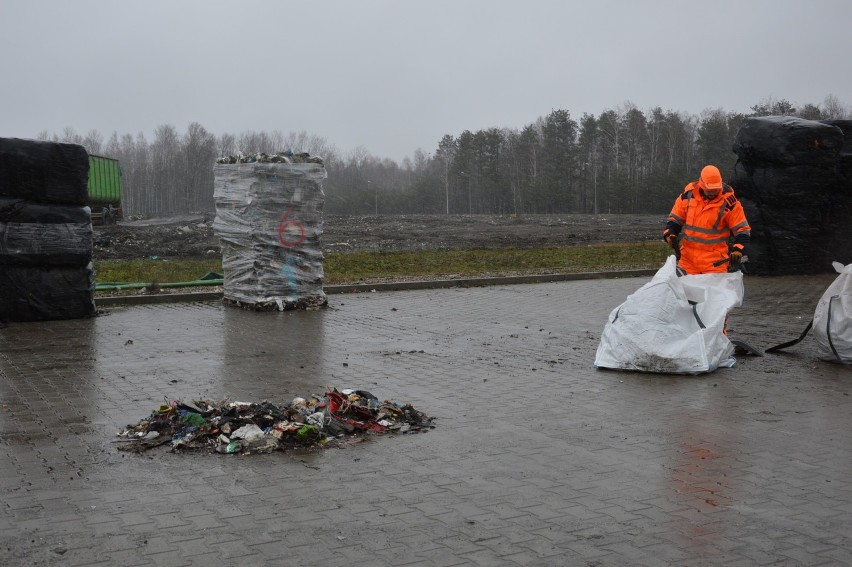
[116,388,434,454]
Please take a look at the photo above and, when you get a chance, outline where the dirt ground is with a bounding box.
[93,213,665,260]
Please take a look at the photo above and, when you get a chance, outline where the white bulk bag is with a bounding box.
[594,255,744,374]
[813,261,852,363]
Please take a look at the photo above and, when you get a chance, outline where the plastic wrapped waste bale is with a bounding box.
[753,206,830,275]
[0,197,92,224]
[730,163,852,273]
[731,163,836,206]
[824,119,852,186]
[594,256,743,374]
[837,154,852,183]
[813,261,852,363]
[737,186,834,275]
[0,262,96,321]
[825,198,852,267]
[729,162,759,206]
[221,242,324,308]
[732,116,843,167]
[824,122,852,266]
[733,197,769,267]
[0,138,89,205]
[729,118,852,275]
[213,159,327,310]
[0,198,92,267]
[820,120,852,150]
[0,142,96,321]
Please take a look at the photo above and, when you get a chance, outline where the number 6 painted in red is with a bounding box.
[277,206,306,247]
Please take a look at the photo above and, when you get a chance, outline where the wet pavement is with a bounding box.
[1,273,850,566]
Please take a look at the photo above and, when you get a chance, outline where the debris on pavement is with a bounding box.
[116,388,434,454]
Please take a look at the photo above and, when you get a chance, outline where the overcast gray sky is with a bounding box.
[2,0,850,162]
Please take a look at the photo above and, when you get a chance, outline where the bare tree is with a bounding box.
[151,125,181,215]
[83,129,103,154]
[58,127,83,145]
[822,94,850,119]
[217,133,237,157]
[104,132,121,156]
[184,122,216,212]
[797,103,823,120]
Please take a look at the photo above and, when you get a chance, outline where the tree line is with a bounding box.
[38,95,850,217]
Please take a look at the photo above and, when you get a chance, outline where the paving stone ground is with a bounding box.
[1,273,850,566]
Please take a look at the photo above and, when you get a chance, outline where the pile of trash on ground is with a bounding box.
[116,388,434,455]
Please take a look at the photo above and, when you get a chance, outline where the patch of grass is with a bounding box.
[323,242,669,284]
[94,258,223,284]
[93,242,669,289]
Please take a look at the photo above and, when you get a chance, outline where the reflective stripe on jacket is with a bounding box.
[666,182,751,274]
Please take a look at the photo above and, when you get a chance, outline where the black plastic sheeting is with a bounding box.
[821,119,852,146]
[0,138,95,321]
[733,163,836,206]
[0,222,93,267]
[0,263,96,321]
[0,197,92,224]
[0,198,93,267]
[828,119,852,183]
[0,138,90,205]
[732,116,843,167]
[731,117,852,275]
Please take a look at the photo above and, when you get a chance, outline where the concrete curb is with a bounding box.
[94,269,657,307]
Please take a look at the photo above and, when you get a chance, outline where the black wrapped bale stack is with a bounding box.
[0,138,95,321]
[732,116,842,167]
[731,117,852,275]
[0,198,93,267]
[821,120,852,264]
[0,263,96,322]
[0,138,90,205]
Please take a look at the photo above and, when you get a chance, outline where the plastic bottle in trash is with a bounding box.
[216,441,241,454]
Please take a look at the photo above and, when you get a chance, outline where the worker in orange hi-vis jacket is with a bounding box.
[663,165,751,275]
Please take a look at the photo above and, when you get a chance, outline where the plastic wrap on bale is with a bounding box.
[824,119,852,184]
[732,116,843,167]
[212,161,327,310]
[0,138,89,205]
[730,116,852,275]
[0,198,92,267]
[730,162,836,206]
[819,120,852,150]
[0,263,96,321]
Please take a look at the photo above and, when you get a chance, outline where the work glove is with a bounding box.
[730,248,744,264]
[664,233,677,249]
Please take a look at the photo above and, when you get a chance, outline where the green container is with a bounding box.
[88,154,123,223]
[87,154,122,208]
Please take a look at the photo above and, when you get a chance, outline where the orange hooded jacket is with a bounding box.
[664,182,751,274]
